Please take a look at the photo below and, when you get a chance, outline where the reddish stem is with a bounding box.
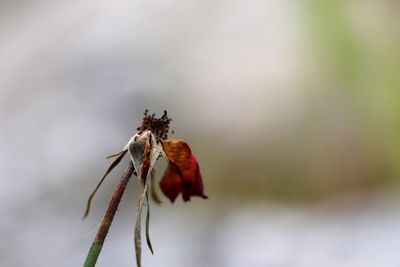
[83,162,134,267]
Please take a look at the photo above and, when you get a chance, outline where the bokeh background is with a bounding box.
[1,1,400,266]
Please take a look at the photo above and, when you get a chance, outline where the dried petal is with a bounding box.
[134,133,163,267]
[159,162,183,202]
[128,131,148,181]
[140,150,150,182]
[160,140,207,202]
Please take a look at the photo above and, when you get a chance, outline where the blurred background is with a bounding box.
[1,0,400,266]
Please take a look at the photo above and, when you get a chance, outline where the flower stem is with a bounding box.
[83,162,134,267]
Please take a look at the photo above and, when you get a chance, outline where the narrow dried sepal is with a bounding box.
[83,149,127,219]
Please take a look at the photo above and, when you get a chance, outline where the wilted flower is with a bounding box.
[126,110,207,202]
[83,110,207,267]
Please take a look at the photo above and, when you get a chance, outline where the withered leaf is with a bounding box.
[134,135,163,267]
[83,149,127,219]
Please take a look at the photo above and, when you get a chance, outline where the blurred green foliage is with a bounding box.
[301,0,400,187]
[201,1,400,201]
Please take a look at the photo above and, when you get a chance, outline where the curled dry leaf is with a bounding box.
[128,130,163,267]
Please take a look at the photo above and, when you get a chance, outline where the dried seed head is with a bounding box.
[136,110,172,141]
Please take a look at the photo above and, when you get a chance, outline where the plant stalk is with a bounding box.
[83,162,134,267]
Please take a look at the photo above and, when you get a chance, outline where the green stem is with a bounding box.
[83,162,134,267]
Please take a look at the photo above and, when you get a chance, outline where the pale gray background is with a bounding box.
[1,1,400,267]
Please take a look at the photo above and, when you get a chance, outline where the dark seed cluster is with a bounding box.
[137,110,173,141]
